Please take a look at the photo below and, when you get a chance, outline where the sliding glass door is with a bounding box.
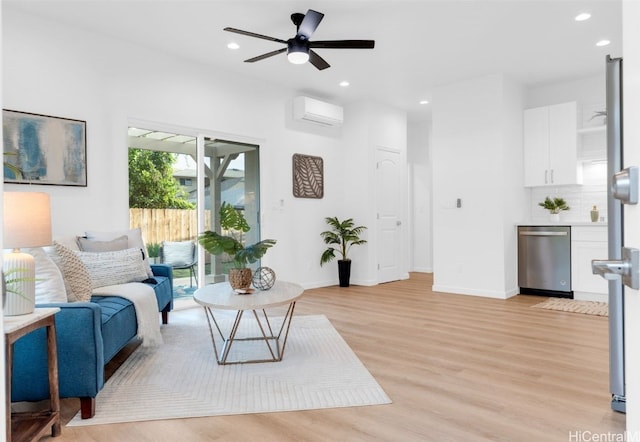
[201,138,260,284]
[127,125,260,290]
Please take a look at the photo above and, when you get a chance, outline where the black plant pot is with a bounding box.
[338,259,352,287]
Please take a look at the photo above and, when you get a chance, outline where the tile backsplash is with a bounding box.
[529,164,607,223]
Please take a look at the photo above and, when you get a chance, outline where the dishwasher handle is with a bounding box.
[519,231,568,237]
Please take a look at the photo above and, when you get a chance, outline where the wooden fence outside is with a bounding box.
[130,208,212,246]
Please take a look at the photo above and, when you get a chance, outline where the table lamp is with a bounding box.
[2,191,52,316]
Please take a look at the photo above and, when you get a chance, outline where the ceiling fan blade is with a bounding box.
[224,27,287,44]
[297,9,324,40]
[244,47,287,63]
[308,50,330,70]
[310,40,375,49]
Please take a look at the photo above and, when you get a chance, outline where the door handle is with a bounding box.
[592,247,640,289]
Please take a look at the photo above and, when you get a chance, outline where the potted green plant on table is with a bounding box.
[198,202,276,290]
[538,196,570,222]
[320,216,367,287]
[146,242,160,264]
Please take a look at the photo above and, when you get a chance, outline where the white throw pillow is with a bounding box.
[162,241,194,266]
[25,247,68,304]
[54,236,81,251]
[85,228,154,278]
[77,235,128,252]
[76,247,149,289]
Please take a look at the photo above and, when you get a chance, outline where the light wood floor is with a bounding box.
[44,273,625,441]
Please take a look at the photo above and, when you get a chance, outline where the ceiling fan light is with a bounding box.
[287,39,309,64]
[288,51,309,64]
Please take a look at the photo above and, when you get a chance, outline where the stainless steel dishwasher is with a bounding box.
[518,225,572,298]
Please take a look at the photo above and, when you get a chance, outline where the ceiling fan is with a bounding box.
[224,9,375,70]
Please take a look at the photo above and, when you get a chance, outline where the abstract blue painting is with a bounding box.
[3,110,87,186]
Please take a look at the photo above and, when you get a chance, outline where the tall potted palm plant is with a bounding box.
[199,202,276,289]
[320,216,367,287]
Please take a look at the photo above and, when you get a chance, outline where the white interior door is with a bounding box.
[376,147,401,283]
[624,1,640,432]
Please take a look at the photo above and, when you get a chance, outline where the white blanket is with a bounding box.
[93,282,163,347]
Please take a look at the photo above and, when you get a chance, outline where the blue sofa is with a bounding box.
[11,264,173,419]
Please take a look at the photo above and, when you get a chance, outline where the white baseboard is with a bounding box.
[573,291,608,303]
[432,284,518,299]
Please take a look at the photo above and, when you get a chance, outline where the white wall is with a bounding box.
[431,74,526,299]
[526,74,605,109]
[500,78,527,293]
[2,9,410,289]
[408,120,432,272]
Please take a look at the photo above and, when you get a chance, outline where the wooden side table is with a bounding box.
[4,307,61,442]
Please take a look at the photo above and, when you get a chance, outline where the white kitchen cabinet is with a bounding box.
[571,226,608,301]
[523,101,580,187]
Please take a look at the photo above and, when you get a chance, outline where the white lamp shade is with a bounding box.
[3,191,52,249]
[2,192,51,315]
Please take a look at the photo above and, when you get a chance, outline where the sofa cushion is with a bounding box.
[77,235,128,252]
[147,275,172,312]
[54,242,93,302]
[90,295,138,362]
[85,228,154,278]
[76,248,148,289]
[26,247,68,304]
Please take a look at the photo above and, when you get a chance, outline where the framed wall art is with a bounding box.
[292,153,323,199]
[3,109,87,186]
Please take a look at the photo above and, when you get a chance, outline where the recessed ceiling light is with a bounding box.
[596,40,611,47]
[227,42,240,50]
[575,12,591,21]
[339,81,350,87]
[419,100,429,105]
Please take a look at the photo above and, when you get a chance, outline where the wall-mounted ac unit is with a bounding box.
[293,96,344,127]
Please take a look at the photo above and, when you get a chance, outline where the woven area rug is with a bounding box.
[67,312,391,426]
[532,298,608,317]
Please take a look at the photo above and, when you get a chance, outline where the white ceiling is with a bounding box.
[5,1,622,120]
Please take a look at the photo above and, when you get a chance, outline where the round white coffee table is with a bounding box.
[194,280,304,365]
